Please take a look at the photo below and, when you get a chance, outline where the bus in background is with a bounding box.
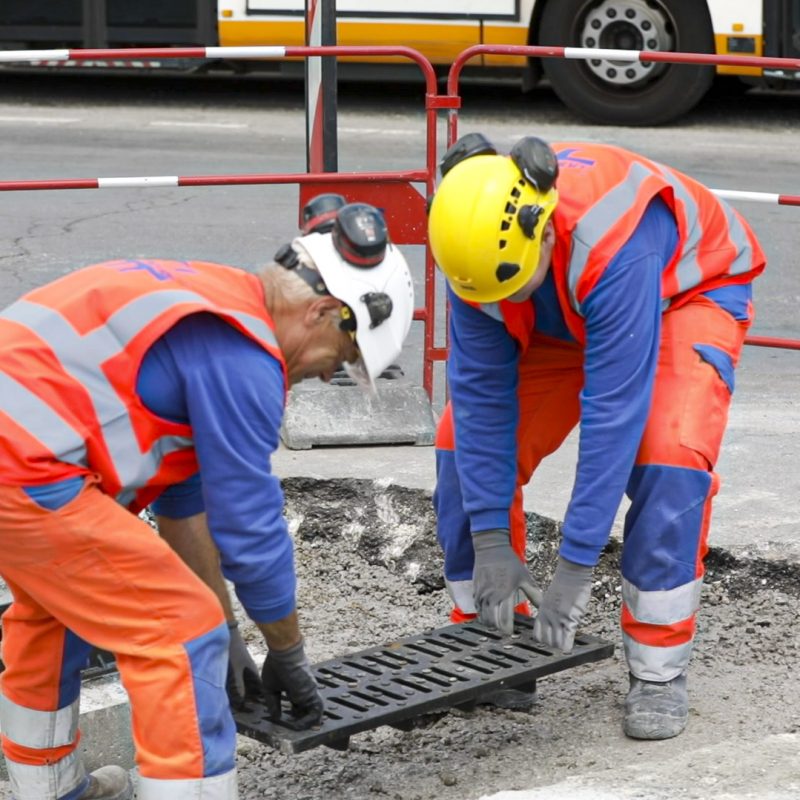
[0,0,798,125]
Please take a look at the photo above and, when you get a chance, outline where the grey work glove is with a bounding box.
[261,638,324,731]
[533,556,594,653]
[472,529,543,636]
[226,622,264,711]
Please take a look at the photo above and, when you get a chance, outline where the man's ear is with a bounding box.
[305,295,342,327]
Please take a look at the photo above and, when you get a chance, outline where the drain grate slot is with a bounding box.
[367,684,406,701]
[392,677,432,694]
[234,615,614,755]
[342,660,382,676]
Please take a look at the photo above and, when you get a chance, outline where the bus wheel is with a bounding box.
[538,0,715,126]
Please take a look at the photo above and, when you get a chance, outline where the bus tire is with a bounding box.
[538,0,715,126]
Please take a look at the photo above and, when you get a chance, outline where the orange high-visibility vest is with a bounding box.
[0,259,286,512]
[479,143,766,352]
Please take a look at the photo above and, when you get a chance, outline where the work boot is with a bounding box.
[623,672,689,740]
[78,766,134,800]
[479,681,538,711]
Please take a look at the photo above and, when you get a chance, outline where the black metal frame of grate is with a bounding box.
[0,602,118,680]
[235,616,614,755]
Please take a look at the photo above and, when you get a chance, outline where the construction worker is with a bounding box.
[429,134,765,739]
[0,200,414,800]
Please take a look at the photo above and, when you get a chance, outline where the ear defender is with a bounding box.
[440,132,498,178]
[302,193,347,235]
[510,136,559,193]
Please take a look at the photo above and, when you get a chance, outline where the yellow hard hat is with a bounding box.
[428,134,559,304]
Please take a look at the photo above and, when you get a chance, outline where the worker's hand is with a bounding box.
[533,556,594,653]
[226,622,264,711]
[261,638,324,731]
[472,529,543,636]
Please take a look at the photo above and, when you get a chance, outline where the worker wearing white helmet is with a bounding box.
[0,199,413,800]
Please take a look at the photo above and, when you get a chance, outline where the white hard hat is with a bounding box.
[290,203,414,393]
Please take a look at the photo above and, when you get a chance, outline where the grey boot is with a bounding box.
[78,766,134,800]
[623,672,689,740]
[479,680,538,711]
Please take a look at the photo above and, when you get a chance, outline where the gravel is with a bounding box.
[220,478,800,799]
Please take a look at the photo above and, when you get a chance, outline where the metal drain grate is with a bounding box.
[235,616,614,754]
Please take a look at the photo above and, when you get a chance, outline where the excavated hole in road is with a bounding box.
[230,477,800,800]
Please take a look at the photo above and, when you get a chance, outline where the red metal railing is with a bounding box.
[445,45,800,353]
[0,45,444,397]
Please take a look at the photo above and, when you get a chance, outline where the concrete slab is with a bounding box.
[281,380,436,449]
[479,733,800,800]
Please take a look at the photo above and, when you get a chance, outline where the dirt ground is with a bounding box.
[229,478,800,800]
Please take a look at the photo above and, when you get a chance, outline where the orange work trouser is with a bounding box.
[434,295,750,680]
[0,477,232,793]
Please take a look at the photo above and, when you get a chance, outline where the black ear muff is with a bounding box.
[510,137,559,193]
[518,205,545,239]
[333,203,388,268]
[302,193,347,235]
[440,132,498,178]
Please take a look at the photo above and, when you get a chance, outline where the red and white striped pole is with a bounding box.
[305,0,337,175]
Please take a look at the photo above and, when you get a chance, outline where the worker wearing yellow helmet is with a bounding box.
[429,133,765,739]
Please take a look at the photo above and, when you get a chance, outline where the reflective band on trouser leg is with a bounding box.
[0,695,87,800]
[621,582,700,682]
[0,693,79,750]
[137,768,238,800]
[4,747,86,800]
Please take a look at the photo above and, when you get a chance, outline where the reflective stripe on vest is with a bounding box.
[567,160,756,317]
[0,290,279,504]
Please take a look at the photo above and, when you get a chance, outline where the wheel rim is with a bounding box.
[578,0,675,89]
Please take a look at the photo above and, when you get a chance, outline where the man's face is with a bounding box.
[506,218,556,304]
[286,301,360,386]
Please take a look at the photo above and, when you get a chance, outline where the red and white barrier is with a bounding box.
[712,190,800,207]
[0,47,287,62]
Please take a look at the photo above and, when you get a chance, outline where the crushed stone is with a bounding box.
[191,478,800,799]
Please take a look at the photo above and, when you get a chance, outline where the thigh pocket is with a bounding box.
[53,548,170,653]
[679,345,735,469]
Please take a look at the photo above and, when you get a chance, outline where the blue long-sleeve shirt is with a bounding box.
[448,197,696,566]
[139,312,295,623]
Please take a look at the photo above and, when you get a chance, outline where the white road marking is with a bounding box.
[0,116,81,124]
[339,127,420,136]
[149,121,248,129]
